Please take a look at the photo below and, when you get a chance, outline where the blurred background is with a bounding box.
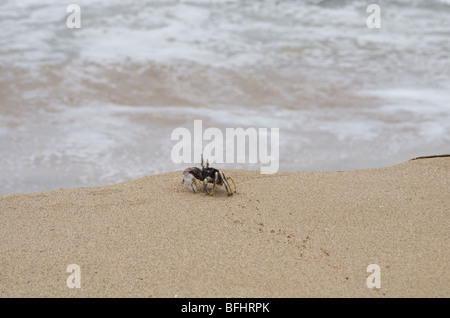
[0,0,449,193]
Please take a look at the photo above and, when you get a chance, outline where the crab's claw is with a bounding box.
[183,172,197,193]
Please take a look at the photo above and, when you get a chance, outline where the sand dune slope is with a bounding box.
[0,157,449,297]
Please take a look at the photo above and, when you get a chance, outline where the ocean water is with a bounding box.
[0,0,449,193]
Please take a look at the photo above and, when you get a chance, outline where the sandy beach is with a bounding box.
[2,1,450,301]
[0,155,449,298]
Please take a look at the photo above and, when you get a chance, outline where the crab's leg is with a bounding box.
[202,178,209,193]
[191,179,197,193]
[219,171,228,195]
[210,172,218,196]
[221,172,232,196]
[227,176,237,193]
[223,174,236,195]
[222,176,230,196]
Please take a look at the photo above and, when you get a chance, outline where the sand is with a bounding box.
[0,156,449,298]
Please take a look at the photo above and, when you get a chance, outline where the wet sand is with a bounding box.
[0,156,449,297]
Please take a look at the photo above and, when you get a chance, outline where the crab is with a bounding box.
[182,155,236,196]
